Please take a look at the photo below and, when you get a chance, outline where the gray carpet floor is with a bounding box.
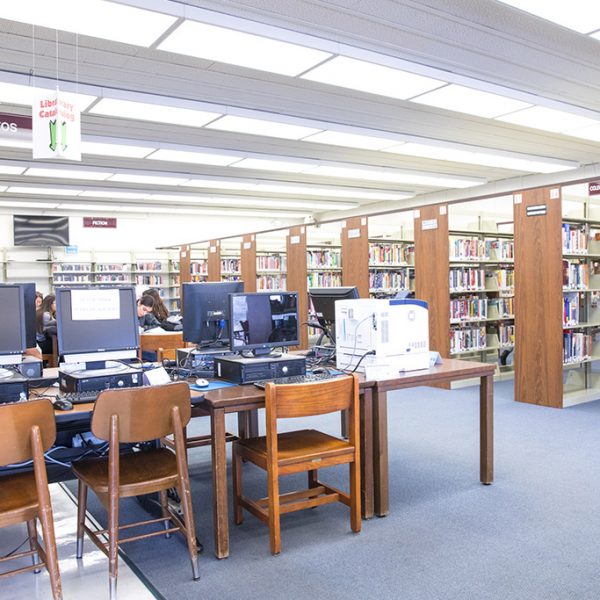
[75,380,600,600]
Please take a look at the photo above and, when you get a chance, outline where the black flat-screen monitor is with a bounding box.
[309,286,359,329]
[56,286,139,365]
[13,215,70,246]
[0,285,27,366]
[230,291,299,356]
[0,283,36,349]
[182,281,244,347]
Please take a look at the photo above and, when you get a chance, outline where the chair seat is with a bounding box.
[72,448,178,496]
[238,429,353,467]
[0,472,39,526]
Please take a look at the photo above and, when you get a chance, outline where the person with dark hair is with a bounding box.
[142,288,169,322]
[137,295,160,329]
[35,290,43,310]
[36,294,56,354]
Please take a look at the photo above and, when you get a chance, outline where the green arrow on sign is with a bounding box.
[60,121,68,152]
[48,120,57,151]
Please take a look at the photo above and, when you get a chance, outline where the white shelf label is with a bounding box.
[550,188,560,199]
[439,205,447,215]
[348,228,361,239]
[290,235,300,245]
[422,218,438,230]
[413,209,421,219]
[243,242,252,249]
[210,246,217,253]
[513,194,522,204]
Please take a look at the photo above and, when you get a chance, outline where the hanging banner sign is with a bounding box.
[83,217,117,228]
[589,182,600,196]
[32,89,81,161]
[0,113,32,142]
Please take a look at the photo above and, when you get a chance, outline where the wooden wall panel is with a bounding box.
[514,186,563,407]
[207,239,221,282]
[414,205,450,358]
[179,244,191,316]
[341,216,369,298]
[240,234,257,292]
[286,226,308,349]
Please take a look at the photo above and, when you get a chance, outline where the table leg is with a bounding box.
[360,388,374,519]
[210,408,229,559]
[480,374,494,484]
[248,409,259,438]
[373,389,389,517]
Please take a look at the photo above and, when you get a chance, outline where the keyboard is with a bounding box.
[253,372,341,389]
[61,390,100,405]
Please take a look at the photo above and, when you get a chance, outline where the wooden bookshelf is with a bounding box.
[286,226,308,349]
[240,234,256,292]
[207,239,220,282]
[514,186,563,407]
[341,216,369,298]
[414,204,450,358]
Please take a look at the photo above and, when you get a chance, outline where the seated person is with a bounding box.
[35,290,43,310]
[142,288,169,323]
[36,294,56,355]
[137,295,160,330]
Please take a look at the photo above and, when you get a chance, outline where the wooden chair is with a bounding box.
[41,334,58,368]
[0,400,62,600]
[71,382,199,599]
[233,374,361,555]
[138,332,184,362]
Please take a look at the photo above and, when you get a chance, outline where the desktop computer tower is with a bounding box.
[176,347,234,375]
[59,367,142,393]
[0,373,28,404]
[214,355,306,384]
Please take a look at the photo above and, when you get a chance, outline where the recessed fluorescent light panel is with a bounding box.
[147,149,241,166]
[384,142,576,173]
[302,130,401,150]
[180,179,255,190]
[0,82,96,110]
[81,141,156,158]
[301,56,445,100]
[89,98,221,128]
[158,20,331,76]
[0,138,32,149]
[496,106,600,132]
[206,115,322,140]
[495,1,600,34]
[1,1,176,46]
[0,165,26,175]
[79,191,151,200]
[230,158,315,173]
[0,200,58,208]
[411,84,532,118]
[25,168,113,180]
[108,174,190,186]
[7,186,82,196]
[566,123,600,142]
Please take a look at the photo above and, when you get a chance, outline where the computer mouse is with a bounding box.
[195,378,210,388]
[54,398,73,411]
[312,367,329,375]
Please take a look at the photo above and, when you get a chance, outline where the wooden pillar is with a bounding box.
[207,240,221,282]
[414,204,450,358]
[514,186,563,407]
[179,244,191,316]
[341,216,369,298]
[286,226,308,349]
[240,235,257,292]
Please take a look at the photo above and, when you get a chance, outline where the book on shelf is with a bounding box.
[450,296,488,322]
[563,330,592,363]
[562,223,588,254]
[562,260,588,290]
[450,325,487,354]
[449,267,485,292]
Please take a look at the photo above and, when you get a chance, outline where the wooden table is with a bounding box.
[202,358,495,559]
[139,331,184,361]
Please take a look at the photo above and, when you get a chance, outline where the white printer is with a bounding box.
[335,298,429,379]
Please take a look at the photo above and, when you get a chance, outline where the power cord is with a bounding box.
[337,314,375,371]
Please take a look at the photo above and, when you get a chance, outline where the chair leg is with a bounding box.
[267,468,281,555]
[108,489,119,599]
[76,481,88,559]
[26,519,41,574]
[308,469,318,488]
[38,502,63,599]
[177,471,200,580]
[232,444,243,525]
[158,490,171,539]
[349,461,361,533]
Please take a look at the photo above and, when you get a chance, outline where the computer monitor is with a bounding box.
[0,283,35,350]
[229,291,299,356]
[309,286,360,331]
[0,285,27,367]
[56,286,139,367]
[182,281,244,348]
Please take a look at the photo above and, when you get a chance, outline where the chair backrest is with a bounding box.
[0,400,56,466]
[91,382,192,443]
[265,374,358,420]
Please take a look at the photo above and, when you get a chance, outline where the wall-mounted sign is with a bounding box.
[421,218,438,230]
[65,245,78,254]
[0,113,32,142]
[83,217,117,228]
[243,241,252,249]
[589,182,600,196]
[347,228,361,239]
[290,235,300,245]
[526,204,547,217]
[32,89,81,160]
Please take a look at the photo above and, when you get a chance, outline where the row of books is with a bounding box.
[221,259,240,272]
[257,254,287,271]
[95,274,129,283]
[191,261,208,275]
[369,243,413,265]
[450,267,486,292]
[53,274,91,283]
[307,249,341,268]
[450,326,487,354]
[563,331,593,363]
[95,263,130,272]
[136,261,165,271]
[257,275,286,290]
[369,271,412,291]
[53,263,91,273]
[562,223,588,254]
[497,324,515,347]
[562,261,589,290]
[563,293,580,326]
[449,238,514,261]
[489,269,514,290]
[450,297,488,321]
[307,272,342,287]
[490,297,514,318]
